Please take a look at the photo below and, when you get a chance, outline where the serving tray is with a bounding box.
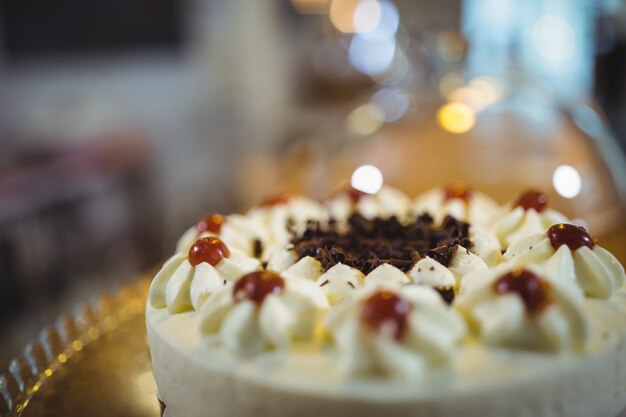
[2,223,626,417]
[0,277,161,417]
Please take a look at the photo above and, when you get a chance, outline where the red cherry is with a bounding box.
[547,223,595,251]
[360,291,412,340]
[347,186,367,203]
[197,214,224,234]
[259,194,290,208]
[233,271,285,305]
[444,185,473,202]
[494,269,552,313]
[188,237,230,267]
[515,191,548,213]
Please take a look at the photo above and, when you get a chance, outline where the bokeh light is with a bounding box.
[370,88,409,122]
[439,72,465,99]
[532,15,576,62]
[351,164,384,194]
[353,1,382,33]
[349,35,396,75]
[553,165,582,198]
[437,102,476,134]
[330,0,361,33]
[347,103,384,136]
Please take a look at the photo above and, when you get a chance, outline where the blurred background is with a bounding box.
[1,0,625,365]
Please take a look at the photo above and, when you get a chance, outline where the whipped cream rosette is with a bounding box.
[245,194,329,260]
[503,223,625,299]
[176,213,226,254]
[326,185,412,222]
[150,237,261,314]
[324,285,466,379]
[175,212,264,257]
[455,265,588,351]
[490,191,569,247]
[412,185,500,226]
[199,270,329,356]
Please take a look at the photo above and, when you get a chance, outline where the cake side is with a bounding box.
[147,294,626,417]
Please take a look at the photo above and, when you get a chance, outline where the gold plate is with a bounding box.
[0,277,160,417]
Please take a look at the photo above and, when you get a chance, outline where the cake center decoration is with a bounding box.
[197,213,224,233]
[291,214,472,275]
[346,186,368,203]
[547,223,595,251]
[443,185,473,202]
[188,237,231,266]
[260,193,291,207]
[360,290,412,340]
[233,270,286,305]
[493,269,552,313]
[515,191,548,212]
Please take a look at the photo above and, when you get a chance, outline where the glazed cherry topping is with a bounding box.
[197,214,224,234]
[188,237,230,267]
[233,271,285,305]
[360,291,412,340]
[494,269,552,313]
[260,194,290,208]
[346,186,367,203]
[547,223,595,251]
[515,191,548,213]
[444,185,473,202]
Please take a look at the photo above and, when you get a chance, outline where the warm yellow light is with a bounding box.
[330,0,360,33]
[437,102,476,134]
[72,340,84,351]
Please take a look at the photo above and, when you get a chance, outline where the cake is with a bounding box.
[146,186,626,417]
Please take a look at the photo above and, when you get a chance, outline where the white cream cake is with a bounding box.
[146,187,626,417]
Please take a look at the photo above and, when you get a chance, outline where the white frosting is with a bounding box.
[149,249,262,314]
[448,246,489,286]
[325,285,466,379]
[316,264,364,305]
[490,205,569,248]
[504,232,626,299]
[412,188,500,226]
[469,226,502,266]
[408,257,455,288]
[175,226,202,254]
[364,263,411,288]
[326,186,411,222]
[281,256,325,281]
[455,265,588,351]
[266,249,298,272]
[357,187,412,220]
[199,277,329,355]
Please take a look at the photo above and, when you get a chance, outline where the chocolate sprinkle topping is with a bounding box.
[290,213,472,275]
[253,239,263,258]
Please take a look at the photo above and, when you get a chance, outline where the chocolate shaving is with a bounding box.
[435,287,455,304]
[290,213,472,275]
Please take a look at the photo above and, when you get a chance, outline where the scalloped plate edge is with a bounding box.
[0,276,151,417]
